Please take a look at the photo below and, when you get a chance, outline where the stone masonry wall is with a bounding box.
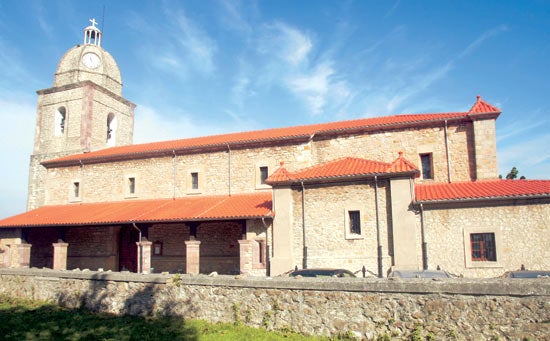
[291,181,393,276]
[423,199,550,278]
[0,269,547,340]
[41,120,484,206]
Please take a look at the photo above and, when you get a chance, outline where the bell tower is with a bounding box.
[27,19,136,210]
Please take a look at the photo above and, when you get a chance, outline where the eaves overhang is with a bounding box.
[415,193,550,206]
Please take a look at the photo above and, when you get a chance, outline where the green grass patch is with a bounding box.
[0,295,329,340]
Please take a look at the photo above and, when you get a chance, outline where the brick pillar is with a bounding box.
[52,242,69,270]
[136,240,152,274]
[185,240,201,275]
[13,243,32,268]
[238,239,254,274]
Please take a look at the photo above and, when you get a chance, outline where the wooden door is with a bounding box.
[119,226,138,272]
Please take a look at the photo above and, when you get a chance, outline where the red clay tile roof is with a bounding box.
[43,108,481,168]
[415,180,550,203]
[266,154,419,185]
[0,193,273,228]
[468,95,501,114]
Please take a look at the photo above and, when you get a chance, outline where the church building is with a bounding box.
[0,21,548,278]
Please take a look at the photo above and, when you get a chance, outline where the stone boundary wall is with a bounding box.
[0,269,548,340]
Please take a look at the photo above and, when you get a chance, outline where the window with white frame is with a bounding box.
[255,162,271,189]
[463,227,502,268]
[344,207,365,239]
[70,181,81,201]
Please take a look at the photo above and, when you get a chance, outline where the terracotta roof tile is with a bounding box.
[387,151,420,176]
[0,193,273,227]
[415,180,550,203]
[43,110,474,167]
[469,95,501,114]
[266,154,419,184]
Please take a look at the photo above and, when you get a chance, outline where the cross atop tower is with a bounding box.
[83,19,102,46]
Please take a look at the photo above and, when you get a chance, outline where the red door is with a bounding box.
[119,226,139,272]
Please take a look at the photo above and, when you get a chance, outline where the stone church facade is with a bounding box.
[0,22,548,278]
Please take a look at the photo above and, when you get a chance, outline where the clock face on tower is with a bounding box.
[82,52,101,69]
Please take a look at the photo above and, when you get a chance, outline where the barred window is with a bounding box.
[470,233,496,261]
[349,210,361,235]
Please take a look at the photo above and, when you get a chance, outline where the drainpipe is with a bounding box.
[301,181,307,269]
[172,150,177,199]
[444,120,452,183]
[261,217,271,277]
[227,144,232,196]
[420,203,428,270]
[374,176,383,278]
[132,222,142,273]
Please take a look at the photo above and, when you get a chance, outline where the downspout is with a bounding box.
[444,120,452,183]
[172,150,177,199]
[419,203,428,270]
[227,144,231,196]
[374,176,383,278]
[261,217,271,277]
[301,181,307,269]
[132,222,142,273]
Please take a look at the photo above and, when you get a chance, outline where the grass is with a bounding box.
[0,295,329,340]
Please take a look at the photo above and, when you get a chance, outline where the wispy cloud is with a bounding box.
[257,22,312,66]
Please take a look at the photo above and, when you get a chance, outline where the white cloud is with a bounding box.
[258,22,312,66]
[287,63,334,115]
[167,8,218,75]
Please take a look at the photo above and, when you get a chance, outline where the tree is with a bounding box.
[505,167,522,180]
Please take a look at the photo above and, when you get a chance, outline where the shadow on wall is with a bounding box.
[55,273,202,319]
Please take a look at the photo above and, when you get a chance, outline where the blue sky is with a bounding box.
[0,0,548,217]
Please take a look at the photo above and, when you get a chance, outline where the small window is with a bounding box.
[73,182,80,198]
[470,233,496,261]
[106,113,117,146]
[349,210,361,235]
[191,172,199,190]
[153,241,163,256]
[55,107,66,136]
[420,153,433,179]
[128,177,136,194]
[260,166,269,184]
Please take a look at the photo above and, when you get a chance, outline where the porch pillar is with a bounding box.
[238,239,254,274]
[52,241,69,270]
[185,239,201,274]
[136,240,152,274]
[12,243,31,268]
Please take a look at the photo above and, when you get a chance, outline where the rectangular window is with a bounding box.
[191,172,199,190]
[420,153,433,179]
[128,177,136,194]
[470,233,496,261]
[349,210,361,235]
[260,166,269,184]
[73,182,80,198]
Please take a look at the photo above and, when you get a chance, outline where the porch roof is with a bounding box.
[0,193,273,227]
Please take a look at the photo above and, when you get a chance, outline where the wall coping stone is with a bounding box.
[0,268,548,297]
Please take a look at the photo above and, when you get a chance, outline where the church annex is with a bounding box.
[0,21,548,278]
